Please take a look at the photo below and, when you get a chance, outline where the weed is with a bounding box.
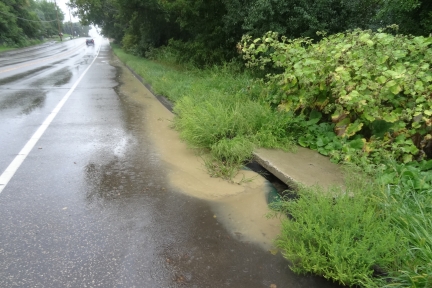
[273,174,405,287]
[380,180,432,287]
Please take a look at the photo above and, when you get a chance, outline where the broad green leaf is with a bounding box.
[309,110,322,120]
[298,136,308,147]
[416,96,426,103]
[382,113,399,123]
[420,63,430,70]
[419,160,432,171]
[402,154,413,163]
[362,112,375,122]
[412,122,421,129]
[384,70,399,78]
[349,90,360,98]
[414,80,424,92]
[376,76,387,84]
[359,33,371,42]
[378,172,396,185]
[386,80,397,87]
[317,137,325,147]
[348,138,365,150]
[318,148,329,155]
[389,84,402,95]
[335,118,351,128]
[424,110,432,116]
[343,121,364,137]
[319,81,326,90]
[377,56,389,65]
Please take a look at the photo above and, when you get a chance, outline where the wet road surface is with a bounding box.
[0,39,342,287]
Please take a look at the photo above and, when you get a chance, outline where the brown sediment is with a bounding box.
[112,56,282,249]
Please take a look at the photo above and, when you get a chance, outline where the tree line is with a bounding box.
[63,21,90,37]
[0,0,89,47]
[69,0,432,65]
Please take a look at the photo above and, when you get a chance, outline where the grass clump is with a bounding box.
[272,167,432,287]
[381,181,432,287]
[172,94,295,179]
[272,173,404,287]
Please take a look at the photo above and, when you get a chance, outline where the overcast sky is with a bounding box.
[54,0,99,37]
[54,0,79,22]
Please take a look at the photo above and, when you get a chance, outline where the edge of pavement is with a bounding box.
[115,52,345,191]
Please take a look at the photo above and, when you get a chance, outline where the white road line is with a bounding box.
[0,46,101,194]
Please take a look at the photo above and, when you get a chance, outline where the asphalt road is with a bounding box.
[0,38,342,287]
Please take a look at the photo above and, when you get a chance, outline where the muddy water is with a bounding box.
[112,57,285,250]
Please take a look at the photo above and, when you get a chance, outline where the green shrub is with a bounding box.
[240,28,432,166]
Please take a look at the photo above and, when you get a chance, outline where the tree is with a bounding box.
[36,0,64,37]
[0,0,64,46]
[67,0,432,66]
[376,0,432,35]
[63,21,90,37]
[0,0,24,45]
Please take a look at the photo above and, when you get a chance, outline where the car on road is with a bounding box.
[86,39,94,46]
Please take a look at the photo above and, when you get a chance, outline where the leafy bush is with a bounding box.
[121,33,140,55]
[379,159,432,190]
[240,28,432,165]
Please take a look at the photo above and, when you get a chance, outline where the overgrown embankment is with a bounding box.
[113,45,295,178]
[112,28,432,287]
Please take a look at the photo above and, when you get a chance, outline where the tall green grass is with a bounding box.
[112,45,295,179]
[272,172,405,287]
[272,168,432,287]
[381,182,432,287]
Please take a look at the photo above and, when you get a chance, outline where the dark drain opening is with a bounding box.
[245,161,295,203]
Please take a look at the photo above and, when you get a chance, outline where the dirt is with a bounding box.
[112,57,283,249]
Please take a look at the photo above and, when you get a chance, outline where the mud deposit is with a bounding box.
[111,57,284,250]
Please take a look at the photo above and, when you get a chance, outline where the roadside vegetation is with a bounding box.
[113,36,432,286]
[0,0,89,50]
[75,0,432,286]
[113,46,295,178]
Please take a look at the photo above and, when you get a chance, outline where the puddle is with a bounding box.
[211,183,284,249]
[30,67,73,87]
[111,56,285,249]
[0,90,46,114]
[0,66,51,86]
